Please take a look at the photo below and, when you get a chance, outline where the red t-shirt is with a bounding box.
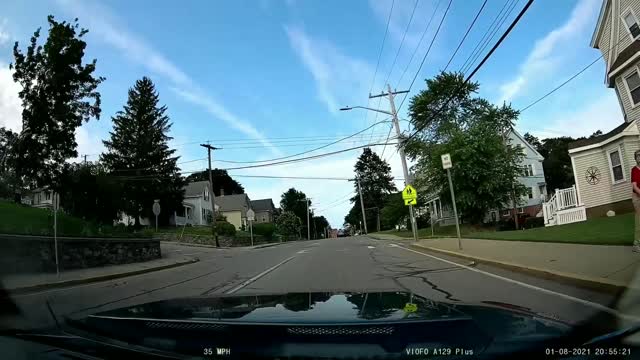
[632,166,640,195]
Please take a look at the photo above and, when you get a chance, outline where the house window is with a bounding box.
[491,211,497,222]
[527,187,533,199]
[608,148,625,182]
[523,164,534,177]
[45,192,51,201]
[623,9,640,38]
[518,207,525,214]
[624,70,640,105]
[502,209,510,217]
[204,187,209,201]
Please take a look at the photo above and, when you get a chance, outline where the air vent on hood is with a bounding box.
[287,326,394,336]
[145,321,228,332]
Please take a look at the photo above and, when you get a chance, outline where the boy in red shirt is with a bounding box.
[632,150,640,252]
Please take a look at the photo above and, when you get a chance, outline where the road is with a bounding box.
[2,236,633,332]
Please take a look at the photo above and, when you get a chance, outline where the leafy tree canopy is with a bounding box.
[185,169,244,196]
[405,72,526,224]
[11,15,104,188]
[280,188,312,228]
[276,211,302,237]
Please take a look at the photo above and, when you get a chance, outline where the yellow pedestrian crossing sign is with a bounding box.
[404,198,416,206]
[402,185,417,200]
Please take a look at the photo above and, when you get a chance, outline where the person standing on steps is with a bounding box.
[631,149,640,252]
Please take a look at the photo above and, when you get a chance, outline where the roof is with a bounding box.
[568,122,632,150]
[216,194,251,212]
[609,40,640,76]
[184,181,209,197]
[508,128,544,160]
[250,199,275,211]
[591,0,610,48]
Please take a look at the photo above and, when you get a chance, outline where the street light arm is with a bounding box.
[339,106,393,116]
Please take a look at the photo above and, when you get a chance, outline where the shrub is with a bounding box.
[252,223,276,239]
[523,216,544,229]
[216,221,236,236]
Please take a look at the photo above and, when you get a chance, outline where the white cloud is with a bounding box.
[55,0,279,155]
[0,19,10,46]
[498,0,600,103]
[519,93,623,139]
[284,25,375,114]
[0,62,22,132]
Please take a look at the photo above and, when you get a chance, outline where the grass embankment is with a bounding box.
[0,200,150,238]
[377,213,634,246]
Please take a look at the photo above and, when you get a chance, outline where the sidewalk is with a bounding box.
[369,233,640,292]
[3,248,198,294]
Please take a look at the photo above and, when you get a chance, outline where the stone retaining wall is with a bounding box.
[0,235,161,274]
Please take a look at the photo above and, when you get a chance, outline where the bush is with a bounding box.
[523,216,545,229]
[252,223,276,239]
[216,221,236,236]
[496,219,515,231]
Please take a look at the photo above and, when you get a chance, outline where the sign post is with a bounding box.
[53,192,60,277]
[441,154,462,250]
[401,185,418,242]
[152,200,161,232]
[247,209,255,246]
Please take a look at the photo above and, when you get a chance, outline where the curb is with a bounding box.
[7,258,199,295]
[161,241,230,249]
[407,244,630,294]
[252,242,285,249]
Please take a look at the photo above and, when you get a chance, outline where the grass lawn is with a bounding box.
[469,213,633,246]
[376,213,634,246]
[0,200,150,237]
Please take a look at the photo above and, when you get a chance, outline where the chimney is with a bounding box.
[220,188,225,197]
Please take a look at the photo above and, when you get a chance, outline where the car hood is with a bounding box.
[88,291,571,334]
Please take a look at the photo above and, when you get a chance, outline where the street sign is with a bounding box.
[247,209,255,221]
[152,200,161,216]
[404,198,416,206]
[441,153,452,169]
[402,185,417,200]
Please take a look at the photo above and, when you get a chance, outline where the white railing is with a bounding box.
[555,185,578,210]
[543,193,557,225]
[555,206,586,225]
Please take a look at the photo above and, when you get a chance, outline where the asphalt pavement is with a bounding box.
[2,236,636,332]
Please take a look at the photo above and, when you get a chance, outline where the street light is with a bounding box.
[339,106,393,116]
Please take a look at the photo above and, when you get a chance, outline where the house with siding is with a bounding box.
[560,0,640,221]
[250,199,276,223]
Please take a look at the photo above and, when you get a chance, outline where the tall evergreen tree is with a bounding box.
[101,77,184,226]
[345,148,396,231]
[11,16,104,189]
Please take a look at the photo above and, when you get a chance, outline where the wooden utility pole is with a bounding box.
[200,143,221,247]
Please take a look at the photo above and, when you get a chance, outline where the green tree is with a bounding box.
[185,169,244,196]
[280,188,312,234]
[0,128,20,200]
[311,215,329,239]
[380,192,409,230]
[406,72,526,224]
[100,77,184,226]
[345,148,396,231]
[276,211,302,238]
[57,162,122,224]
[10,16,104,189]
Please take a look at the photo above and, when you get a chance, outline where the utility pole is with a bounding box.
[356,178,368,234]
[200,143,221,247]
[83,154,88,164]
[306,198,311,241]
[370,85,417,242]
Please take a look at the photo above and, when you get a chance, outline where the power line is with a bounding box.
[458,0,512,74]
[461,0,519,75]
[396,0,444,87]
[171,133,390,147]
[220,142,399,171]
[384,0,420,87]
[379,124,395,157]
[442,0,488,72]
[213,119,391,164]
[397,0,454,113]
[229,174,354,181]
[401,0,533,146]
[366,0,395,143]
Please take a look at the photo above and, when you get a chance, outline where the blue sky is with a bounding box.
[0,0,622,227]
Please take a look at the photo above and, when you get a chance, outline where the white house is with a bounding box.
[551,0,640,224]
[424,128,547,225]
[172,180,214,226]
